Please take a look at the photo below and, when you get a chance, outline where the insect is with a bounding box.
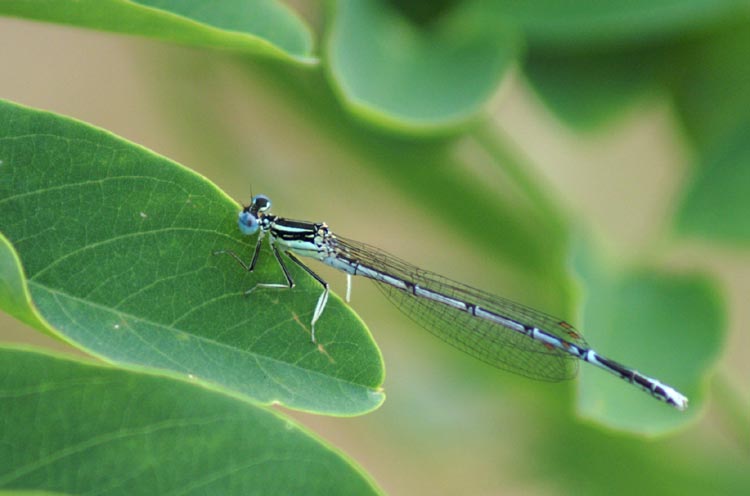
[215,194,688,410]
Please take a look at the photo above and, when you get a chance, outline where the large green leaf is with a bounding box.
[572,237,724,433]
[0,98,384,415]
[326,0,519,133]
[674,121,750,243]
[668,25,750,244]
[0,0,315,64]
[488,0,747,47]
[0,346,381,495]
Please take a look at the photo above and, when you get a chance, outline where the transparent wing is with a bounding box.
[333,236,587,381]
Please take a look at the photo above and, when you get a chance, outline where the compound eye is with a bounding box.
[238,210,259,235]
[251,194,271,212]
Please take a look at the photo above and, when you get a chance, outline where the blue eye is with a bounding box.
[238,210,259,235]
[251,194,271,212]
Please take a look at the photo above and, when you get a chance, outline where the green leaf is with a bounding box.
[325,0,520,133]
[0,231,49,333]
[532,410,750,496]
[675,121,750,243]
[571,236,725,434]
[488,0,747,47]
[521,8,750,130]
[0,492,71,496]
[0,98,384,415]
[668,24,750,153]
[0,0,315,64]
[523,46,664,129]
[0,346,381,495]
[668,25,750,244]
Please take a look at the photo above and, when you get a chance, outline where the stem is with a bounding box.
[470,117,568,235]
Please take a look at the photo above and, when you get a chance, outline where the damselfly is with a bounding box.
[215,194,688,410]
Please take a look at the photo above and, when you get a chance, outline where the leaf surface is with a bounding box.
[0,346,381,495]
[0,0,315,64]
[0,98,384,415]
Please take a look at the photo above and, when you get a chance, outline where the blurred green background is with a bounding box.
[1,1,749,494]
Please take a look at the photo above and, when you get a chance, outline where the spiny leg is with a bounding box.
[214,235,294,294]
[213,231,265,272]
[215,237,328,343]
[249,240,295,293]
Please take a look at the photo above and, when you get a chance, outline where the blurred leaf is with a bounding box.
[0,0,315,64]
[0,98,384,415]
[519,6,750,130]
[326,0,520,133]
[523,46,665,129]
[385,0,463,26]
[668,24,750,244]
[532,410,750,496]
[487,0,747,47]
[675,121,750,243]
[572,235,724,433]
[669,24,750,153]
[0,346,381,495]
